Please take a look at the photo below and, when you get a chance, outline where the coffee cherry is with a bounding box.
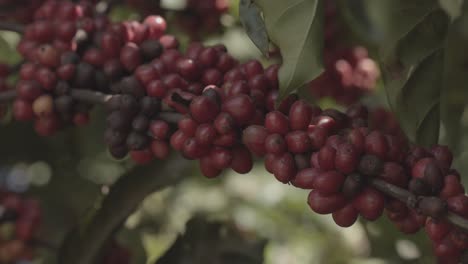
[265,111,290,135]
[272,153,296,183]
[32,95,54,117]
[190,96,220,123]
[447,195,468,218]
[353,187,385,221]
[289,100,313,130]
[242,125,268,156]
[127,132,150,150]
[199,156,222,178]
[130,148,154,164]
[222,146,250,175]
[358,154,383,176]
[291,168,320,189]
[120,43,142,72]
[425,219,451,242]
[378,162,407,188]
[335,142,359,174]
[214,112,236,134]
[313,171,345,195]
[150,120,170,139]
[285,131,311,153]
[109,145,129,160]
[365,131,388,159]
[342,173,365,199]
[13,100,34,121]
[332,204,359,227]
[210,147,233,169]
[318,145,336,170]
[151,140,170,159]
[308,191,346,215]
[195,124,217,146]
[222,94,255,125]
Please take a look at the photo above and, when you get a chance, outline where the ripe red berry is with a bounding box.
[231,146,253,174]
[199,156,221,178]
[425,219,451,242]
[222,94,255,125]
[120,43,143,72]
[318,145,336,170]
[242,125,268,156]
[195,124,217,146]
[13,99,34,121]
[335,142,359,174]
[353,187,385,221]
[332,204,359,227]
[272,153,297,183]
[265,111,290,135]
[291,168,320,189]
[365,131,388,159]
[210,147,233,169]
[151,140,170,160]
[190,96,220,123]
[265,134,287,154]
[130,148,154,164]
[308,191,346,215]
[289,100,313,130]
[285,131,311,153]
[313,171,345,195]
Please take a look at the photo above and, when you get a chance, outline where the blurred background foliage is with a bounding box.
[0,0,465,263]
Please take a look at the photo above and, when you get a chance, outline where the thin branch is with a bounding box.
[70,89,113,105]
[0,89,17,103]
[156,112,184,124]
[370,178,468,232]
[0,22,24,33]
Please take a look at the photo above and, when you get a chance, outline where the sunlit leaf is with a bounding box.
[256,0,324,100]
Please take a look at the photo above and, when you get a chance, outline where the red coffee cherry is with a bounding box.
[242,125,268,156]
[265,111,290,135]
[272,153,296,183]
[318,145,336,170]
[365,131,388,159]
[332,204,359,227]
[289,100,313,130]
[231,146,253,174]
[335,142,359,174]
[285,131,311,154]
[308,191,346,215]
[313,171,345,195]
[353,187,385,221]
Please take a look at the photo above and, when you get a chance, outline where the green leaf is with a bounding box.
[383,51,443,147]
[440,12,468,151]
[239,0,270,57]
[58,155,192,264]
[394,10,449,66]
[255,0,324,99]
[439,0,464,19]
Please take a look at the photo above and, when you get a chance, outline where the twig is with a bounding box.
[0,22,24,33]
[370,178,468,232]
[0,90,17,103]
[70,89,113,105]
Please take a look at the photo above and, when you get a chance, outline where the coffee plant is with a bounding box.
[0,0,467,263]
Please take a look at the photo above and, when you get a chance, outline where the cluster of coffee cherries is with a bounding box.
[2,1,468,262]
[11,0,176,137]
[240,99,468,263]
[308,0,380,105]
[0,191,41,263]
[12,0,105,135]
